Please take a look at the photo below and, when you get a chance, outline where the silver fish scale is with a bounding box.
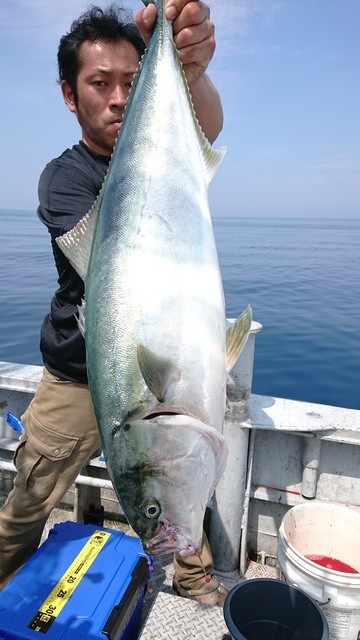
[139,592,229,640]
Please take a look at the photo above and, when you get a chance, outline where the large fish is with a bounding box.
[57,0,252,555]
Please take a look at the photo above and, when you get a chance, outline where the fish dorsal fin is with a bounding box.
[137,343,181,403]
[56,198,100,281]
[150,0,226,184]
[226,305,253,373]
[200,137,227,184]
[176,44,226,183]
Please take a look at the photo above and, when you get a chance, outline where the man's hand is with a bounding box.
[136,0,215,85]
[136,0,223,143]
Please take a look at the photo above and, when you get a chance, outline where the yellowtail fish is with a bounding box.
[57,0,252,555]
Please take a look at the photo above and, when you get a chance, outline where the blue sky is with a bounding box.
[1,0,359,217]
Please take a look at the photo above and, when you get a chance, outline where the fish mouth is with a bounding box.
[144,519,197,556]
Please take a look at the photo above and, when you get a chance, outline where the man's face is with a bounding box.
[62,39,140,156]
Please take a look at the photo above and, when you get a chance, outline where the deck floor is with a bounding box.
[141,555,278,639]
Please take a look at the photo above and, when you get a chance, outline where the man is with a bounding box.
[0,0,226,606]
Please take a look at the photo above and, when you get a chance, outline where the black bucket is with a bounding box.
[223,578,329,640]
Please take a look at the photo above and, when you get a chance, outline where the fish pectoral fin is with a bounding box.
[56,199,100,281]
[137,344,181,403]
[226,305,253,373]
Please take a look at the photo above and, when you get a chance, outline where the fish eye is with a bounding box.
[142,500,161,519]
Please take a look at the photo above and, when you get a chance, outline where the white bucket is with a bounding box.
[277,502,360,640]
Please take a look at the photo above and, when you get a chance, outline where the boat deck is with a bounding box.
[141,557,277,640]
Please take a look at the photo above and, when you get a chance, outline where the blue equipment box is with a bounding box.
[0,521,148,640]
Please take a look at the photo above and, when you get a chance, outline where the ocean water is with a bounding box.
[1,209,359,410]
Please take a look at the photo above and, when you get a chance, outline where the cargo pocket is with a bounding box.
[13,417,79,499]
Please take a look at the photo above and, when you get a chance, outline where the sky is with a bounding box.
[0,0,359,218]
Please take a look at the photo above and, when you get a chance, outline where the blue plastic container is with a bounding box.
[0,521,148,640]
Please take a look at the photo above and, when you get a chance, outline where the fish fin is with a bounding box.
[201,144,227,184]
[76,299,86,337]
[137,344,181,403]
[182,72,226,183]
[56,199,100,281]
[173,39,226,183]
[226,305,252,373]
[140,2,226,184]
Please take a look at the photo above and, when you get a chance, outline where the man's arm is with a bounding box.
[136,0,223,144]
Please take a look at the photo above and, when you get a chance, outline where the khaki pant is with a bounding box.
[0,369,212,590]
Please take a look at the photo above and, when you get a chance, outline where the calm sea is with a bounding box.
[1,209,359,410]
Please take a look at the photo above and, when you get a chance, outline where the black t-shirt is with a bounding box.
[37,141,110,382]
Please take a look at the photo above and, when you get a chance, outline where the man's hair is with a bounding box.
[57,4,146,101]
